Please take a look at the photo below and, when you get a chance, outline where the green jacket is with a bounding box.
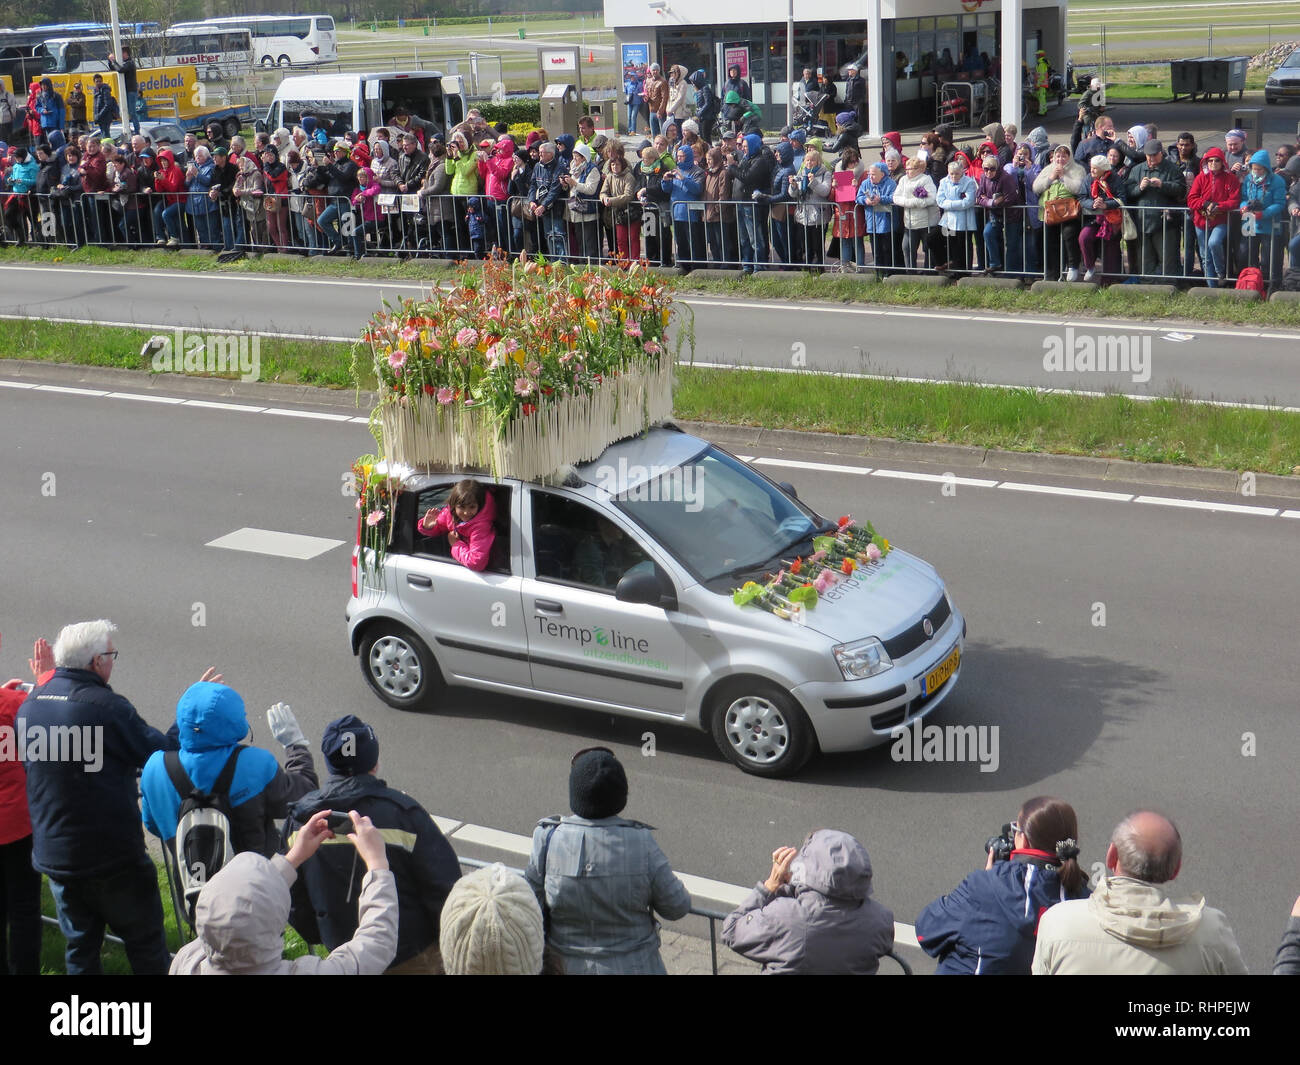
[447,152,481,196]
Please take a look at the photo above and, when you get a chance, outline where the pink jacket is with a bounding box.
[483,137,516,202]
[416,490,497,571]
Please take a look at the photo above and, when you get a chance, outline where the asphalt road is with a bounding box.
[2,264,1300,406]
[2,370,1297,972]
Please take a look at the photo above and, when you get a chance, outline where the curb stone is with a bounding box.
[1186,287,1260,302]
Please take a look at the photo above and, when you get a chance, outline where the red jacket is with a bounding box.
[483,137,516,203]
[154,151,187,205]
[415,490,497,571]
[1186,149,1240,230]
[0,686,32,845]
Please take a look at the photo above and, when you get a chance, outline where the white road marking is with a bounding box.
[36,384,108,396]
[206,527,345,559]
[997,482,1134,502]
[7,376,1298,523]
[263,407,356,422]
[1133,496,1279,517]
[754,457,870,475]
[106,391,186,404]
[184,399,267,412]
[873,470,999,487]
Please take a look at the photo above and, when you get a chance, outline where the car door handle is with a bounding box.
[534,599,564,615]
[406,574,433,589]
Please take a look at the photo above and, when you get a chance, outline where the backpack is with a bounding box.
[1234,267,1265,294]
[1282,267,1300,293]
[163,747,244,927]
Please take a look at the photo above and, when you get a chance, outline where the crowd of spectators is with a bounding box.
[2,78,1298,288]
[3,620,1299,976]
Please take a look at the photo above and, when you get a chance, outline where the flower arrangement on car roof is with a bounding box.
[352,254,679,483]
[732,516,892,620]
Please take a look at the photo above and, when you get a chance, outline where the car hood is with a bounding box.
[793,548,947,646]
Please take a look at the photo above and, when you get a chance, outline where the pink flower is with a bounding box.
[486,305,503,321]
[428,338,442,350]
[807,550,827,564]
[485,344,503,368]
[514,377,533,397]
[813,569,837,594]
[436,387,455,405]
[643,340,662,355]
[455,327,479,348]
[399,325,419,342]
[366,509,386,526]
[624,322,643,338]
[525,360,541,377]
[502,338,520,353]
[388,350,407,370]
[866,543,882,562]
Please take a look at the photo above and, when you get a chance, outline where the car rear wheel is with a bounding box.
[710,680,815,777]
[359,624,442,711]
[224,117,242,139]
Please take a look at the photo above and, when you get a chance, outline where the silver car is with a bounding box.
[346,427,965,777]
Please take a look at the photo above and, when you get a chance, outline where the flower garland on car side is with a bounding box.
[732,516,892,620]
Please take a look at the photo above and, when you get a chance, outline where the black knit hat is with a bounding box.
[569,748,628,819]
[321,714,380,776]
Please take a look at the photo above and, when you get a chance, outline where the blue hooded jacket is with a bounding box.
[1240,149,1287,230]
[915,852,1089,974]
[140,682,317,857]
[856,168,896,233]
[662,144,703,221]
[554,133,575,169]
[765,142,795,203]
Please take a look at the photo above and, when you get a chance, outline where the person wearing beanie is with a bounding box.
[140,683,318,862]
[439,864,551,975]
[525,748,691,974]
[283,714,460,974]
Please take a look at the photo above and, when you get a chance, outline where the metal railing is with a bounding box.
[457,855,914,975]
[4,187,1296,288]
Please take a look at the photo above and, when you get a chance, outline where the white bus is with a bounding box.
[172,15,337,68]
[39,28,253,80]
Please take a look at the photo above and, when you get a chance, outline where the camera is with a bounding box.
[985,822,1016,863]
[325,811,355,835]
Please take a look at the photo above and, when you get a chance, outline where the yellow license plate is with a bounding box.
[922,645,960,696]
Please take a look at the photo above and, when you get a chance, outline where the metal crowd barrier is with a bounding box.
[3,187,1296,287]
[456,854,914,975]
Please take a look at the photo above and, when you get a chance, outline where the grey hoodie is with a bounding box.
[721,830,895,974]
[1032,873,1248,975]
[170,852,398,974]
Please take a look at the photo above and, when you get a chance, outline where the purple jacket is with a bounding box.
[976,167,1021,216]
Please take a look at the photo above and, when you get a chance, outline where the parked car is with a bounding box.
[346,426,966,777]
[1266,48,1300,104]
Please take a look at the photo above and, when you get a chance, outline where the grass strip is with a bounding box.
[4,320,1298,475]
[4,246,1300,329]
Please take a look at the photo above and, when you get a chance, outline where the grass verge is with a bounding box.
[4,246,1300,329]
[5,320,1298,476]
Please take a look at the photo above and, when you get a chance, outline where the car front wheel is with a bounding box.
[359,624,441,711]
[710,680,816,777]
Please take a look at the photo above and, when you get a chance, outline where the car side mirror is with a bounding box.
[254,119,268,134]
[778,481,799,499]
[615,568,677,610]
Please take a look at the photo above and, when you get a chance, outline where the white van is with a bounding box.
[266,71,466,140]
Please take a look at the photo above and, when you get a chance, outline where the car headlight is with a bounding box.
[1267,76,1279,86]
[833,637,893,680]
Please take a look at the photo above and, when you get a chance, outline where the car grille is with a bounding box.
[880,592,950,661]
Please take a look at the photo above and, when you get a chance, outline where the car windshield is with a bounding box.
[1284,51,1300,69]
[611,446,829,589]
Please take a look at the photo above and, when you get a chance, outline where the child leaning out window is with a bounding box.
[418,479,497,571]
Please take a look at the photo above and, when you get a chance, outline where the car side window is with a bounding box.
[412,482,512,575]
[531,492,651,593]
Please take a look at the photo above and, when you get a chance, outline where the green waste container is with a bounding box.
[423,25,429,36]
[518,28,526,40]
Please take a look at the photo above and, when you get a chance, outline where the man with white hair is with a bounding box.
[1032,809,1248,974]
[18,620,196,974]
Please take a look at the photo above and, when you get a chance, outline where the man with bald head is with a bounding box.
[1032,810,1247,974]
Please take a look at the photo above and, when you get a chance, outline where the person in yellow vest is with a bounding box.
[1035,50,1050,116]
